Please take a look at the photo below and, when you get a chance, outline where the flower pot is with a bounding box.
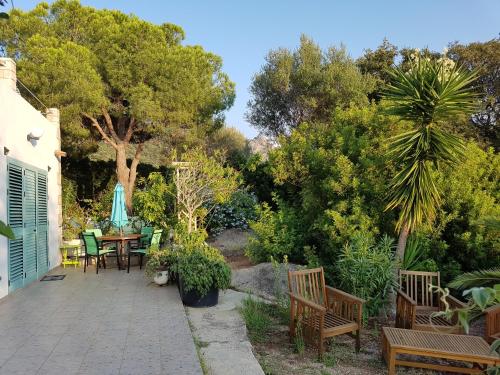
[178,277,219,307]
[153,270,169,286]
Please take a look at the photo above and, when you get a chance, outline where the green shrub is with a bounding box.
[133,172,175,232]
[246,200,305,263]
[336,234,396,317]
[205,189,258,235]
[400,234,438,272]
[176,244,231,296]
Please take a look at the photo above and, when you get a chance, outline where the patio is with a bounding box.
[0,267,202,375]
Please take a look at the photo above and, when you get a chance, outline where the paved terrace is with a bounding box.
[0,267,202,375]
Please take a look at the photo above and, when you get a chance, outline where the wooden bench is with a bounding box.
[382,327,500,374]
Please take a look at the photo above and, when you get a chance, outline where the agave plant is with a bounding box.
[383,52,479,259]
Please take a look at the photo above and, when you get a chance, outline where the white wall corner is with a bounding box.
[0,58,17,92]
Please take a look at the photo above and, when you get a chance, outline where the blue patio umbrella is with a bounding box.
[111,183,129,234]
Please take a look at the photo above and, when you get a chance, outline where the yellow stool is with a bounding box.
[60,244,81,268]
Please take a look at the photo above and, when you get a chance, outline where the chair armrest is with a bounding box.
[397,290,417,306]
[325,286,365,323]
[445,295,467,310]
[396,290,417,329]
[288,292,326,314]
[484,304,500,314]
[325,286,366,304]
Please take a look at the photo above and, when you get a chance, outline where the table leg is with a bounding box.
[388,347,396,375]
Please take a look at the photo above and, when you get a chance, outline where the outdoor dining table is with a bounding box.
[98,234,144,269]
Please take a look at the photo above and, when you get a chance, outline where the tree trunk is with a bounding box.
[115,144,133,214]
[396,224,410,262]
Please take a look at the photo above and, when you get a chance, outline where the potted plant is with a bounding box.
[176,244,231,307]
[145,244,176,286]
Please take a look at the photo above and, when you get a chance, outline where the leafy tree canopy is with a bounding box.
[1,0,235,211]
[448,38,500,149]
[247,35,376,137]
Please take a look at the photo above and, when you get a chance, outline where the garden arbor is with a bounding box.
[172,149,239,233]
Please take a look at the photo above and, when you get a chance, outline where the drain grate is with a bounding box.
[40,275,66,281]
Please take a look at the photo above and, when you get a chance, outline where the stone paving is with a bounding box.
[187,290,264,375]
[0,267,202,375]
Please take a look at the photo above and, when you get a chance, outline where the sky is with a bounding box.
[16,0,500,138]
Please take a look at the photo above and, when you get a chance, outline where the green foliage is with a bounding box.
[240,296,273,343]
[0,220,14,239]
[336,234,396,317]
[133,172,175,231]
[247,35,375,136]
[206,127,250,168]
[449,268,500,290]
[2,0,235,158]
[176,244,231,296]
[62,177,87,239]
[448,38,500,148]
[206,189,257,236]
[400,235,438,272]
[431,142,500,277]
[356,38,398,102]
[175,148,240,232]
[267,106,396,266]
[383,52,479,236]
[246,201,305,263]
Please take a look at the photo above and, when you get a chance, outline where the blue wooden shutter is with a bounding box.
[37,172,48,276]
[7,162,24,291]
[23,168,38,284]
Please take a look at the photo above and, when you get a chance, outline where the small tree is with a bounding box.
[174,149,240,233]
[383,51,478,260]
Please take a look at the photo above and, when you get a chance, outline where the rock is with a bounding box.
[231,262,301,300]
[207,228,250,257]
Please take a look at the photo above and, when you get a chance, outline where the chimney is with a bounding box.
[0,58,17,92]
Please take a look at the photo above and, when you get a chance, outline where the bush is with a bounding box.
[176,244,232,297]
[336,234,396,317]
[133,172,175,232]
[206,189,258,235]
[246,200,306,263]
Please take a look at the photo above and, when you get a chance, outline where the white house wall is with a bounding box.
[0,62,62,298]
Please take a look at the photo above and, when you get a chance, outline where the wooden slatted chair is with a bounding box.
[397,270,466,333]
[288,267,365,358]
[485,304,500,344]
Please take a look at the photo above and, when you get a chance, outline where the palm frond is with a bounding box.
[449,268,500,290]
[384,58,479,125]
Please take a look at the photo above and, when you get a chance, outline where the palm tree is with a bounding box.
[383,52,478,260]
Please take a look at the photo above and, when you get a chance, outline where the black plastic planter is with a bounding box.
[179,277,219,307]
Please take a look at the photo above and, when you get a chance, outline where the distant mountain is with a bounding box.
[248,134,276,160]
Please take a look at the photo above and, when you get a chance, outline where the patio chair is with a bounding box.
[397,270,466,333]
[84,228,116,250]
[127,229,162,273]
[288,267,365,358]
[485,304,500,344]
[129,226,154,250]
[81,232,121,274]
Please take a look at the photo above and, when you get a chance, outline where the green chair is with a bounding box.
[139,226,154,247]
[81,232,121,274]
[84,228,116,250]
[127,229,162,273]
